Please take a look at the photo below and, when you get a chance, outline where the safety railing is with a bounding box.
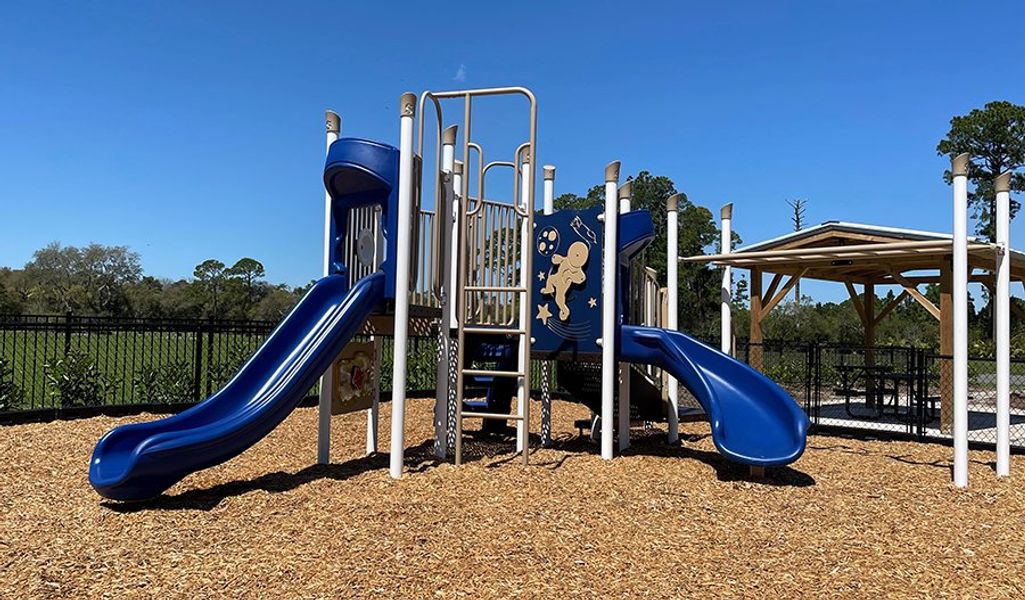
[464,198,524,326]
[338,206,439,308]
[413,210,439,307]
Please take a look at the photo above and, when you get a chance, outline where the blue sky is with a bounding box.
[1,1,1023,302]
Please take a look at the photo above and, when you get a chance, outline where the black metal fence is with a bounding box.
[3,314,1021,451]
[736,340,1025,449]
[0,314,446,420]
[0,314,272,414]
[0,314,550,420]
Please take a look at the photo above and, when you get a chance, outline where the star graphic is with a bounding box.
[588,297,597,308]
[537,271,546,281]
[536,303,553,326]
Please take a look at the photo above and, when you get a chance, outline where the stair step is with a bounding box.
[463,326,525,336]
[460,411,525,421]
[465,285,527,293]
[462,368,524,378]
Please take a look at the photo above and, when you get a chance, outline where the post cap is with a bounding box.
[995,171,1012,194]
[951,153,970,177]
[453,160,464,175]
[442,124,458,145]
[721,202,733,219]
[400,92,417,117]
[605,161,621,183]
[618,180,632,200]
[520,147,531,165]
[543,165,555,181]
[667,193,683,212]
[325,111,341,134]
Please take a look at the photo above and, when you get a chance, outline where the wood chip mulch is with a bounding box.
[2,398,1024,599]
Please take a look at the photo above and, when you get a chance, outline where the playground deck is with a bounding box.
[2,400,1023,598]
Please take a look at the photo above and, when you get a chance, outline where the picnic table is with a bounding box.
[836,363,893,419]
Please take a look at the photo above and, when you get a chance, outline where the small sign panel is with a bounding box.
[331,341,378,415]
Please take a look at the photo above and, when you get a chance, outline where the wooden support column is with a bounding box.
[845,281,867,325]
[939,259,954,433]
[864,283,876,403]
[750,268,763,370]
[864,283,875,351]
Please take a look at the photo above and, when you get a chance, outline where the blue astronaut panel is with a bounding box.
[530,207,604,360]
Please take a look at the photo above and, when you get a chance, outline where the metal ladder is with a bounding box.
[454,285,531,465]
[457,200,537,467]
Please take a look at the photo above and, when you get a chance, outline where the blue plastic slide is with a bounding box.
[620,325,810,467]
[89,272,385,501]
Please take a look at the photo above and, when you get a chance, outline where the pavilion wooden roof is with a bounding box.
[683,221,1025,285]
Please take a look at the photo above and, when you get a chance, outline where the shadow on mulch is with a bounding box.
[105,429,815,513]
[522,429,816,488]
[103,441,437,514]
[810,441,996,476]
[628,433,816,488]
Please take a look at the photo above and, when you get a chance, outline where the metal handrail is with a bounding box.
[416,92,448,301]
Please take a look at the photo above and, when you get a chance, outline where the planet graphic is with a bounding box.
[537,226,560,257]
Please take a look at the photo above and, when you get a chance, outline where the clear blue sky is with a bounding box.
[2,1,1023,302]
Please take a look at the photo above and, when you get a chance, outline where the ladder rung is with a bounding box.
[463,326,525,336]
[464,285,527,293]
[460,411,525,421]
[462,368,524,378]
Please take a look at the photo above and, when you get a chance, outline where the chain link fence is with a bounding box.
[736,340,1025,450]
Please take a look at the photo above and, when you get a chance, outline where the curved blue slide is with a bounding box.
[89,272,385,501]
[620,325,810,467]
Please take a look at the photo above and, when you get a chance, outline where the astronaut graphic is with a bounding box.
[539,240,589,320]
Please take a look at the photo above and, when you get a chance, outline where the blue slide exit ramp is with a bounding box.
[620,326,810,467]
[89,272,385,501]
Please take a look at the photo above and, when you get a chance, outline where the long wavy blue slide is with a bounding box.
[89,272,385,501]
[620,325,810,467]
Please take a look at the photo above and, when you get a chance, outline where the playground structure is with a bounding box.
[87,85,816,501]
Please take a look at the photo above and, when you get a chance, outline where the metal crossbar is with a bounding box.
[459,412,525,421]
[462,327,525,336]
[462,368,525,378]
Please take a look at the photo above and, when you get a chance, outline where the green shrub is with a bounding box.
[0,357,23,411]
[207,341,257,391]
[133,360,194,404]
[43,351,112,408]
[763,354,807,388]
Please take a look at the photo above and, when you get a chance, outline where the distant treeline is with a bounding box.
[0,242,309,321]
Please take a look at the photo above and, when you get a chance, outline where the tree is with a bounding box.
[554,191,601,211]
[78,243,143,315]
[552,170,725,335]
[226,258,266,316]
[786,199,807,303]
[937,100,1025,241]
[227,257,265,290]
[0,268,26,314]
[6,242,304,321]
[192,259,226,318]
[253,284,303,321]
[23,242,141,315]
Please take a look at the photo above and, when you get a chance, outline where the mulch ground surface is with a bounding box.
[2,398,1024,599]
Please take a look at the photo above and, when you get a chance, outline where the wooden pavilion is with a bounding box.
[685,221,1025,430]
